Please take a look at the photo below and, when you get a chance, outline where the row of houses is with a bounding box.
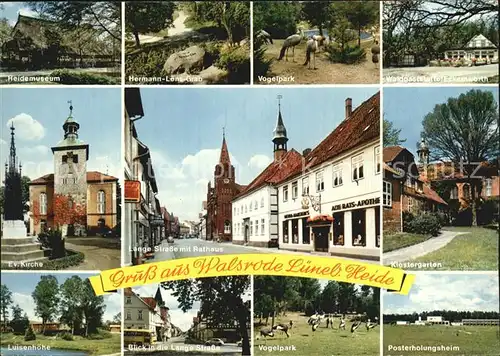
[395,315,499,326]
[124,88,182,266]
[204,92,381,260]
[124,286,182,341]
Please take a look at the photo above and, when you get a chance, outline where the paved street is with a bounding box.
[150,238,373,263]
[65,237,121,270]
[124,335,242,355]
[384,64,498,83]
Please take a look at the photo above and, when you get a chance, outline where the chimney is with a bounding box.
[345,98,352,119]
[303,148,311,156]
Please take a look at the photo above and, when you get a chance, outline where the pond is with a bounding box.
[303,29,372,40]
[0,347,87,356]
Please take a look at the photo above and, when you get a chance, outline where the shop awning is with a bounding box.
[307,215,334,224]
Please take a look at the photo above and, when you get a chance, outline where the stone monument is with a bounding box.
[1,123,47,266]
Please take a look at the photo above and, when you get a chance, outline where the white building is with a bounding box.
[276,94,381,260]
[232,101,303,247]
[426,316,449,325]
[124,287,172,341]
[444,34,498,62]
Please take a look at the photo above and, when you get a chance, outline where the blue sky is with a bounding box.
[1,272,121,322]
[383,274,499,314]
[137,87,379,221]
[1,88,121,183]
[384,86,499,156]
[0,2,39,26]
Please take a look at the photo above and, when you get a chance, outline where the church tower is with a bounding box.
[214,129,235,241]
[51,101,89,236]
[273,95,288,162]
[3,123,23,221]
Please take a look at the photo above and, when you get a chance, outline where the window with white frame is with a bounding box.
[261,197,264,207]
[332,163,343,187]
[138,310,143,320]
[450,186,458,199]
[283,185,289,202]
[249,202,252,212]
[408,197,414,212]
[383,181,392,207]
[126,297,131,304]
[126,311,131,320]
[97,190,106,214]
[292,181,298,199]
[250,221,253,235]
[375,146,381,174]
[485,179,493,196]
[254,200,258,210]
[224,221,231,233]
[255,220,258,235]
[302,176,309,195]
[39,192,47,215]
[316,170,324,192]
[234,207,236,215]
[261,219,265,235]
[352,154,364,181]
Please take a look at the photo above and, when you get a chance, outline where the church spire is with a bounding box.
[273,95,288,161]
[219,128,231,165]
[154,286,164,307]
[63,100,80,141]
[8,123,19,174]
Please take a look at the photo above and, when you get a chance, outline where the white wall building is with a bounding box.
[232,101,302,247]
[444,34,498,62]
[277,94,381,260]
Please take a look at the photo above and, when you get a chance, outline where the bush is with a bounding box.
[253,36,273,79]
[407,213,442,236]
[402,211,414,232]
[2,249,84,270]
[88,329,112,340]
[61,332,74,341]
[24,326,36,341]
[217,44,250,84]
[50,69,117,84]
[326,44,366,64]
[38,229,66,259]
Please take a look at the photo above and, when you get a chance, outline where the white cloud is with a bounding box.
[384,274,499,314]
[87,154,121,179]
[17,160,54,180]
[0,139,6,145]
[248,154,271,170]
[2,2,16,8]
[11,292,38,321]
[103,292,122,322]
[7,113,45,140]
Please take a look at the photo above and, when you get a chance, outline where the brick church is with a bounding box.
[29,103,119,236]
[205,132,246,241]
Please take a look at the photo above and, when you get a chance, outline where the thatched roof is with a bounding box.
[10,14,116,56]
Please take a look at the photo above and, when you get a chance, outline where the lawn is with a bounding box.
[0,332,121,355]
[384,325,499,356]
[383,232,432,252]
[410,227,498,270]
[254,312,379,356]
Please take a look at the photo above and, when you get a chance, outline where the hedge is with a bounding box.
[1,249,84,270]
[50,69,119,84]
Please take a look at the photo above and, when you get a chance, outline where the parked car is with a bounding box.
[237,339,243,347]
[205,338,224,346]
[167,236,175,243]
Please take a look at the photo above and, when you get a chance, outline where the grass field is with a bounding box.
[411,227,498,270]
[254,312,379,356]
[383,232,432,252]
[256,38,379,84]
[384,325,500,356]
[0,332,121,355]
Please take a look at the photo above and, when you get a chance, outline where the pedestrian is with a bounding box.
[371,40,380,69]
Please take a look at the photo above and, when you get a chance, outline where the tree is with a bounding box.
[301,1,333,36]
[0,176,32,216]
[421,89,499,226]
[163,277,251,356]
[337,282,357,314]
[53,194,86,232]
[32,275,59,333]
[59,276,84,335]
[26,2,121,41]
[81,278,105,337]
[344,1,379,46]
[0,17,12,46]
[24,324,36,341]
[0,284,13,326]
[9,305,29,335]
[125,2,176,48]
[112,312,121,324]
[383,119,407,147]
[319,281,340,313]
[254,1,303,38]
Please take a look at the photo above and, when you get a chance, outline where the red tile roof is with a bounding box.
[383,146,406,163]
[286,92,380,181]
[124,287,133,296]
[142,297,157,310]
[423,185,448,205]
[234,149,303,199]
[30,171,118,185]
